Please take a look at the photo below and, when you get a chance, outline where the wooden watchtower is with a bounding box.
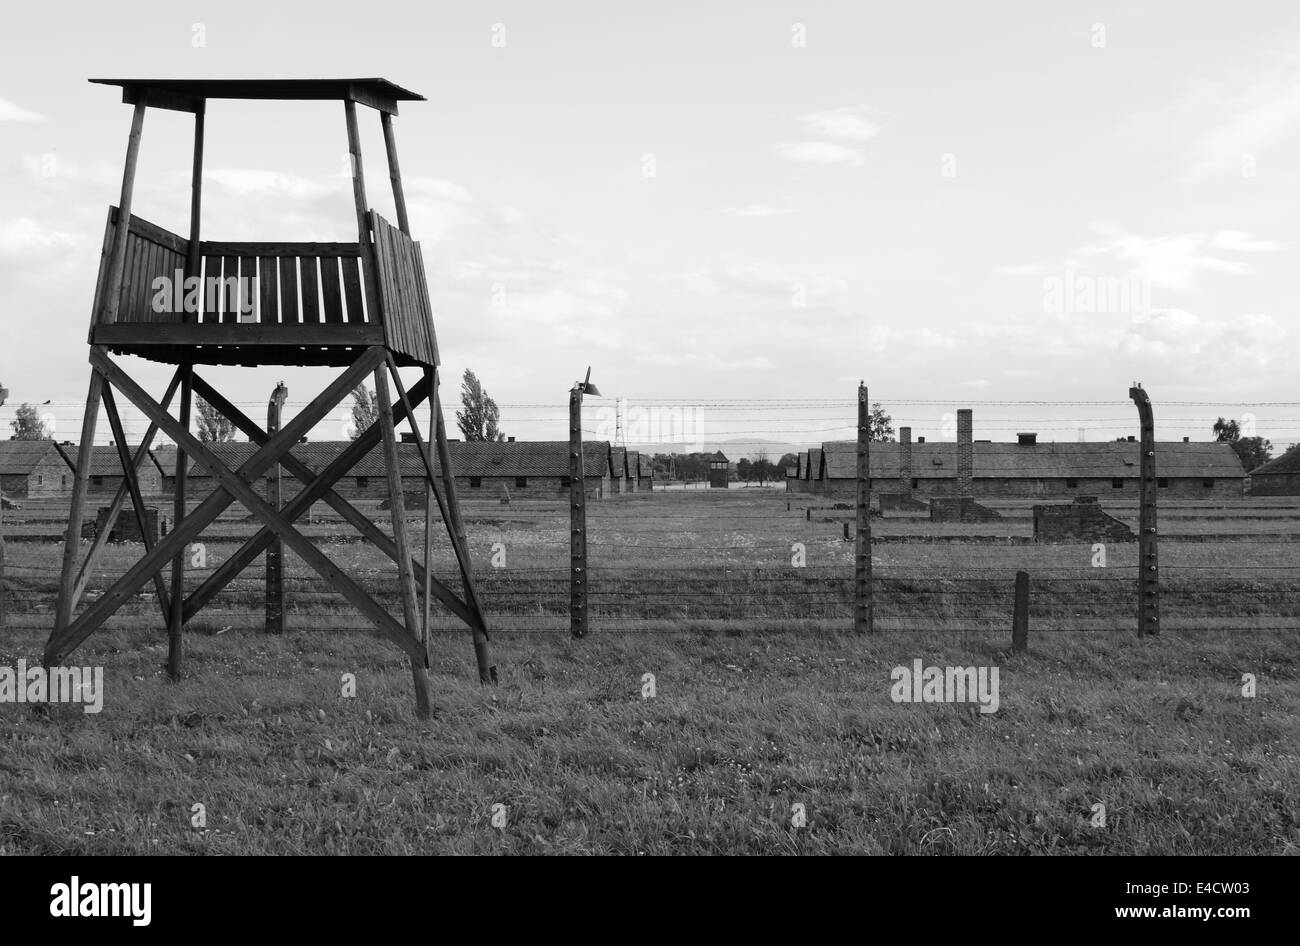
[47,79,495,717]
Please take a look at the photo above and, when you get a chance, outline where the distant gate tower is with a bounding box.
[708,451,730,488]
[47,79,495,718]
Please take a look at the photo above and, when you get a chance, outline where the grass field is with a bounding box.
[1,488,1297,854]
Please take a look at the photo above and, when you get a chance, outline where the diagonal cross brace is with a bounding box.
[182,372,476,628]
[46,347,386,664]
[384,356,489,638]
[81,350,426,665]
[71,366,182,611]
[101,382,172,622]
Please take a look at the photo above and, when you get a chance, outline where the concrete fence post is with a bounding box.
[854,382,874,634]
[1129,383,1159,637]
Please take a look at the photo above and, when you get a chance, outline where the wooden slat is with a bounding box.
[258,255,279,324]
[239,256,257,322]
[147,242,167,322]
[220,255,240,323]
[200,240,360,257]
[299,256,321,323]
[278,257,299,323]
[125,236,144,322]
[116,234,137,322]
[133,236,153,323]
[90,208,117,329]
[399,241,418,358]
[373,223,394,345]
[340,256,364,322]
[319,256,344,323]
[162,245,181,320]
[203,254,224,322]
[377,222,403,354]
[412,242,439,366]
[120,210,189,255]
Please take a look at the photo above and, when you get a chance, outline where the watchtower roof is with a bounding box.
[90,78,424,113]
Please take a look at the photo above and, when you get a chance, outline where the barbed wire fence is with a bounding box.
[2,392,1298,640]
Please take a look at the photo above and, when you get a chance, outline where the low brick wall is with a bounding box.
[929,496,1002,522]
[879,492,929,513]
[1032,496,1134,543]
[81,506,161,543]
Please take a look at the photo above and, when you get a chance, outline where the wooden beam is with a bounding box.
[185,104,205,315]
[168,366,192,678]
[198,241,361,258]
[122,87,203,114]
[374,367,433,716]
[93,323,384,347]
[71,367,182,609]
[344,100,383,329]
[51,370,105,638]
[346,83,399,116]
[47,348,383,664]
[386,357,489,637]
[100,384,172,623]
[101,103,146,325]
[90,354,427,664]
[431,370,496,684]
[379,112,410,234]
[422,367,434,650]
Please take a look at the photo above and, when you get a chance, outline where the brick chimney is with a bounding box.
[956,409,973,497]
[899,426,912,498]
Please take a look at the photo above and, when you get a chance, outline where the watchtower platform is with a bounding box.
[48,79,495,718]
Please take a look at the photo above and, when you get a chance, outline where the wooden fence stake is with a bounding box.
[265,381,287,633]
[1012,570,1029,653]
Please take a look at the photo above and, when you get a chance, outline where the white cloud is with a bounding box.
[773,141,864,166]
[205,169,338,199]
[1073,222,1277,293]
[798,106,882,142]
[0,217,79,258]
[0,98,48,123]
[1181,45,1300,182]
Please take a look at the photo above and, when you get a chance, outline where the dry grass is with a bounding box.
[1,489,1297,854]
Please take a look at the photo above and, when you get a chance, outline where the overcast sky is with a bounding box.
[2,1,1298,451]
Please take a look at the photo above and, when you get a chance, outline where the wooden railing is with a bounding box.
[92,208,188,324]
[91,206,440,367]
[370,211,439,367]
[197,241,366,325]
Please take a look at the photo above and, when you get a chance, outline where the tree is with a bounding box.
[736,458,753,482]
[456,369,505,442]
[753,448,771,485]
[195,395,235,443]
[349,385,378,441]
[777,452,799,476]
[1213,416,1273,473]
[868,403,894,442]
[9,402,49,440]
